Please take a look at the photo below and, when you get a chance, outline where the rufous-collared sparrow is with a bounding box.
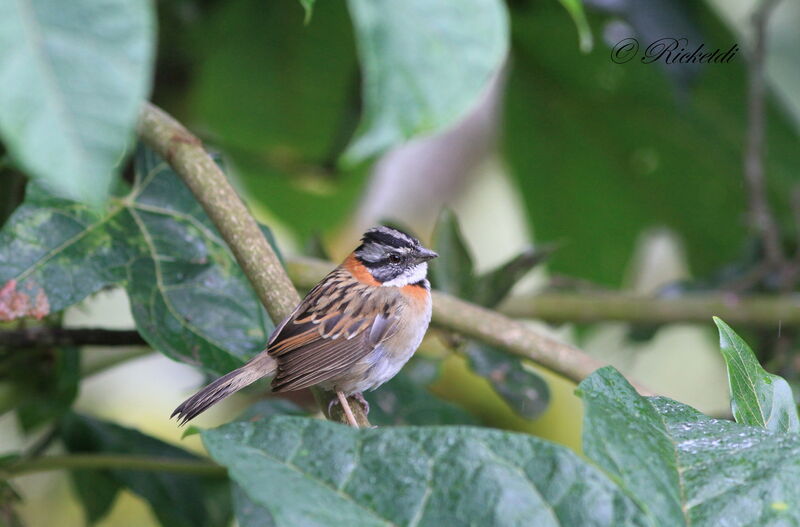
[172,226,438,427]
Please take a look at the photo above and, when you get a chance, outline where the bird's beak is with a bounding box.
[415,248,438,262]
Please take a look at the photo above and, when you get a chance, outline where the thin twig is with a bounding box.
[743,0,783,266]
[501,292,800,328]
[19,426,59,461]
[3,454,226,478]
[0,327,145,348]
[4,290,799,349]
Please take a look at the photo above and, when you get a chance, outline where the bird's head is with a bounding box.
[354,226,438,287]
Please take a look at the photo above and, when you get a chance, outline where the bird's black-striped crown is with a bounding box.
[359,225,419,250]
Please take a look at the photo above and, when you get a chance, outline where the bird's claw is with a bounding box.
[353,392,370,414]
[327,392,370,416]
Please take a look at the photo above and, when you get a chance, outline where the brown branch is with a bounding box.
[137,103,370,427]
[501,292,800,328]
[0,328,145,348]
[285,257,652,394]
[137,104,298,321]
[744,0,783,266]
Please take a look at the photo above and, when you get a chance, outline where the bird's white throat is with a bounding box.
[381,262,428,287]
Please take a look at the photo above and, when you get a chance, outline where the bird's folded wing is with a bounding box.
[268,274,403,392]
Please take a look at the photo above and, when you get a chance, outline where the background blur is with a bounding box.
[2,0,800,525]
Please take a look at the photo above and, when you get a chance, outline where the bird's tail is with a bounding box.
[171,353,276,425]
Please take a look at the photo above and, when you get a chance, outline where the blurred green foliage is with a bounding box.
[505,2,800,285]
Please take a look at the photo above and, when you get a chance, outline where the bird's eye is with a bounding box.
[387,254,401,264]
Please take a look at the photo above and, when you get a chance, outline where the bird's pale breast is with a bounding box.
[319,284,432,395]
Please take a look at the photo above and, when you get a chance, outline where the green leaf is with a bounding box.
[713,317,800,433]
[236,398,309,423]
[203,416,644,526]
[365,358,479,426]
[69,469,121,524]
[342,0,509,163]
[187,0,366,238]
[504,3,800,285]
[579,367,800,526]
[233,483,275,527]
[472,245,554,308]
[557,0,593,53]
[464,343,550,420]
[430,211,546,308]
[190,0,354,160]
[2,345,79,431]
[0,144,274,375]
[15,347,80,432]
[298,0,315,24]
[60,413,231,527]
[429,210,475,299]
[0,0,155,206]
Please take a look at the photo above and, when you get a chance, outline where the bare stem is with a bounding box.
[501,292,800,328]
[4,454,226,478]
[137,103,299,321]
[0,327,145,348]
[744,0,783,265]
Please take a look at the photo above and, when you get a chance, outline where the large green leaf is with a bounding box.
[233,483,275,527]
[61,413,231,527]
[0,0,154,206]
[504,3,800,284]
[343,0,509,163]
[0,145,273,374]
[203,416,644,527]
[235,398,310,423]
[579,367,800,526]
[713,317,800,433]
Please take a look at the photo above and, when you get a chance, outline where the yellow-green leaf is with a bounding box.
[713,317,799,433]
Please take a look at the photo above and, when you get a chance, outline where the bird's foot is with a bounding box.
[336,391,359,428]
[352,392,370,414]
[326,392,369,428]
[327,392,370,415]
